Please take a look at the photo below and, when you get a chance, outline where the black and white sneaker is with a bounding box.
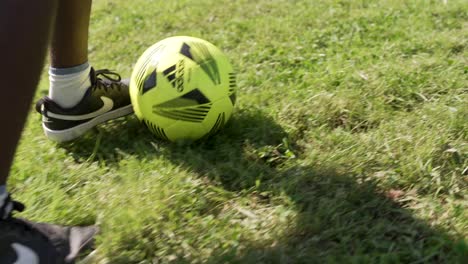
[0,195,98,263]
[36,68,133,142]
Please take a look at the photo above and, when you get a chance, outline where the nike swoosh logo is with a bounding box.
[12,243,39,264]
[46,96,114,121]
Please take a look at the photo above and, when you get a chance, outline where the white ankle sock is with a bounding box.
[49,62,92,108]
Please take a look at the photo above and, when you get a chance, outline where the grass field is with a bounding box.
[9,0,467,263]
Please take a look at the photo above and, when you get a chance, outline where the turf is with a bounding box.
[9,0,467,263]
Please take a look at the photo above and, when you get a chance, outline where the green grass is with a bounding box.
[9,0,467,263]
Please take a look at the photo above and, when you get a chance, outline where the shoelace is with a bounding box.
[95,69,122,82]
[1,197,52,244]
[0,195,25,220]
[91,68,123,91]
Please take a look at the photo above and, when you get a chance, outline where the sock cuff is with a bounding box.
[49,62,90,75]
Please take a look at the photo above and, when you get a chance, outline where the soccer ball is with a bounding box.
[129,36,236,141]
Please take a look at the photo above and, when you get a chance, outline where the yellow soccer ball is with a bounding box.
[130,36,236,141]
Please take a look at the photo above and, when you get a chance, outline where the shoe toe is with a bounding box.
[66,225,99,262]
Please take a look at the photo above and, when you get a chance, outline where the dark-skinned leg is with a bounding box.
[0,0,58,187]
[47,0,93,109]
[0,3,98,261]
[50,0,92,68]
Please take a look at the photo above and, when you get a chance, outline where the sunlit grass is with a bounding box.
[10,0,467,263]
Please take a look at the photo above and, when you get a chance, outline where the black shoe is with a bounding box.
[36,68,133,142]
[0,196,98,264]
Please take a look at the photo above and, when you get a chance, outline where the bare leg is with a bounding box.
[50,0,92,68]
[0,4,98,261]
[0,0,58,185]
[38,0,131,142]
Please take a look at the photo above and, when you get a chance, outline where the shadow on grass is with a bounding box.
[204,166,467,263]
[60,109,466,263]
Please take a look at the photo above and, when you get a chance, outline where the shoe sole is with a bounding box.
[42,105,134,142]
